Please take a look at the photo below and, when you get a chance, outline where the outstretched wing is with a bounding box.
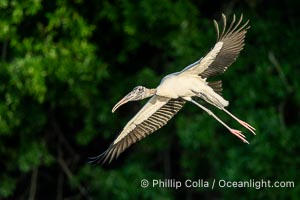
[180,14,250,78]
[89,96,185,164]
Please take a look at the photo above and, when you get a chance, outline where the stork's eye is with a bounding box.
[135,86,143,92]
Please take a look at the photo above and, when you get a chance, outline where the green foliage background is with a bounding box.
[0,0,299,199]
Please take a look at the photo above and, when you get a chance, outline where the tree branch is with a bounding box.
[268,51,293,93]
[57,157,91,200]
[29,167,38,200]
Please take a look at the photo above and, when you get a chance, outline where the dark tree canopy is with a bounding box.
[0,0,299,199]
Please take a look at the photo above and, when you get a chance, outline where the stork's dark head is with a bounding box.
[112,86,156,113]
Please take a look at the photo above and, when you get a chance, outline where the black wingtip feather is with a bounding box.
[88,153,106,165]
[88,144,115,165]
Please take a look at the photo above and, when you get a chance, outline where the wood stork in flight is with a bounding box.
[89,14,255,164]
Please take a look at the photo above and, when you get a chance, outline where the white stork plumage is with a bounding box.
[89,14,255,164]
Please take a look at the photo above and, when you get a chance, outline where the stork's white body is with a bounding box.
[157,73,229,108]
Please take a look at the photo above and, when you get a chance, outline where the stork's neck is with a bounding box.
[149,88,157,95]
[144,88,157,98]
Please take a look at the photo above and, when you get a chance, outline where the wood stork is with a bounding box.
[89,14,255,164]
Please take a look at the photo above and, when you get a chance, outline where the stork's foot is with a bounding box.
[237,119,256,135]
[230,129,249,144]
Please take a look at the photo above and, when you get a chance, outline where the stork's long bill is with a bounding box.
[112,86,156,113]
[112,94,132,113]
[89,14,256,165]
